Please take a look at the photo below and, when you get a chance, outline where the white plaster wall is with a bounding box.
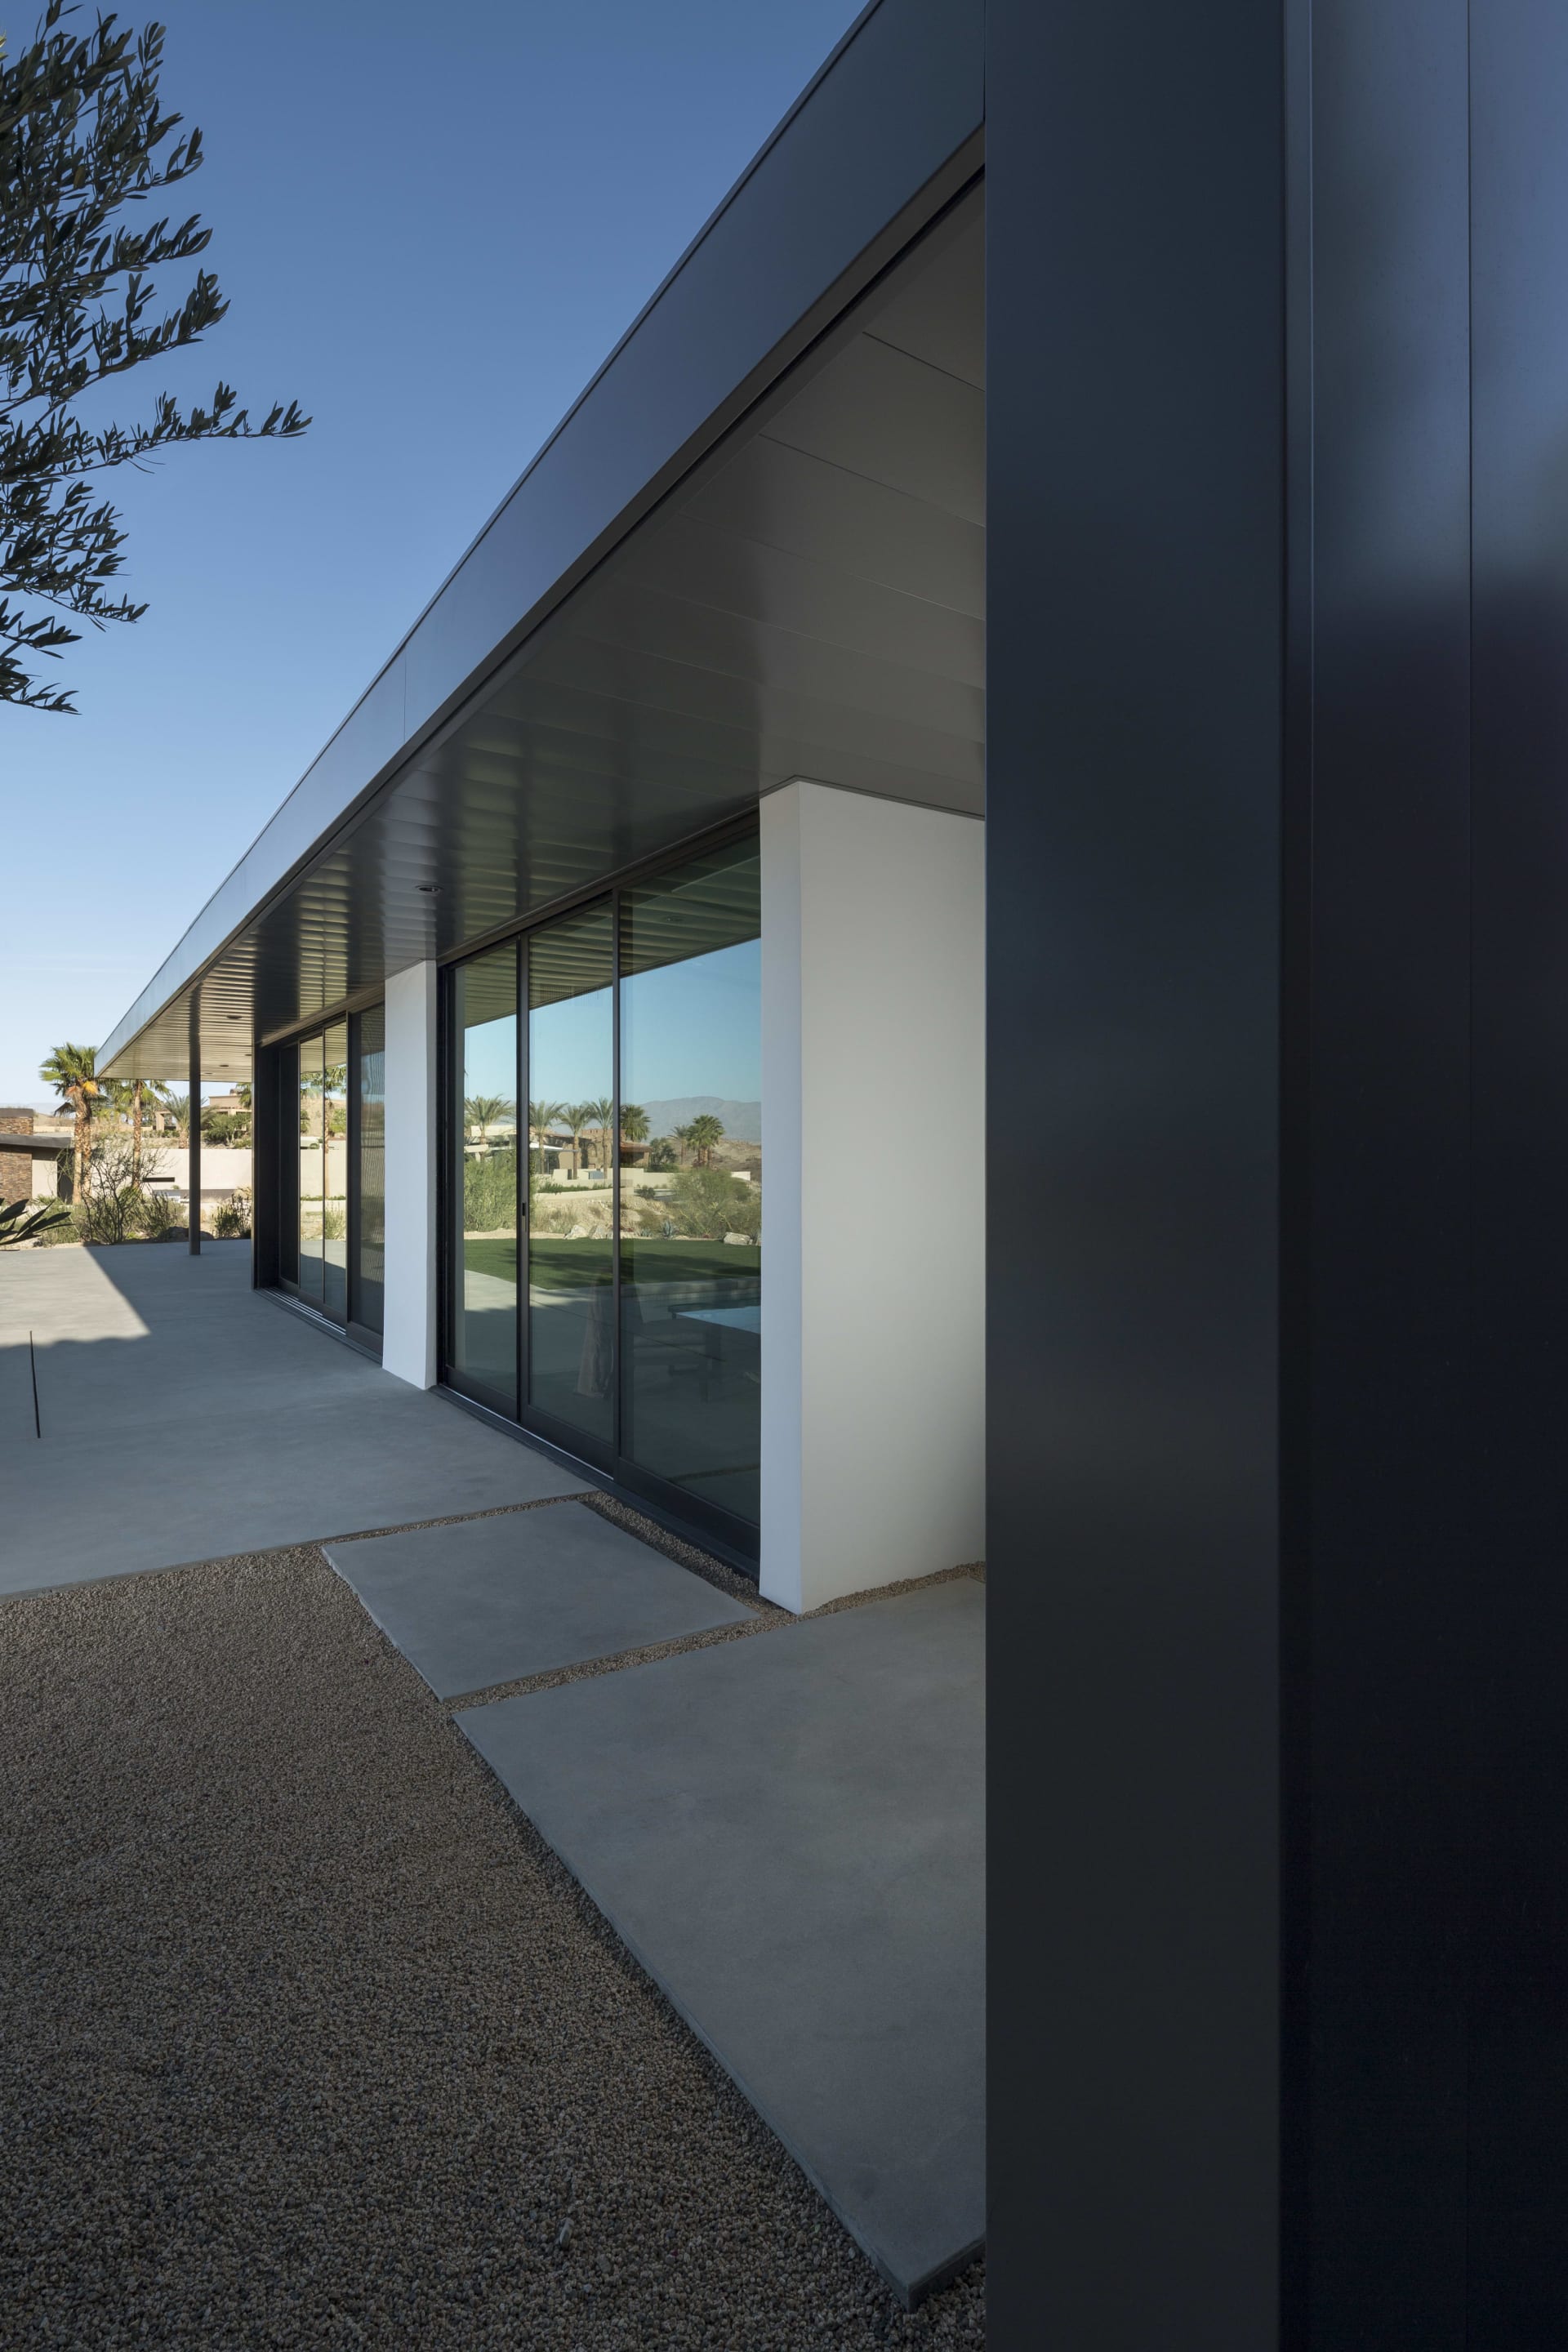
[381,960,439,1387]
[145,1147,252,1195]
[760,781,986,1613]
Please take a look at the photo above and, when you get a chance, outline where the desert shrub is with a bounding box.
[463,1147,517,1232]
[77,1137,148,1243]
[212,1192,251,1238]
[135,1188,180,1240]
[33,1205,85,1245]
[321,1203,346,1241]
[653,1166,762,1242]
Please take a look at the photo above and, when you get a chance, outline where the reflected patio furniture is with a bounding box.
[670,1301,761,1401]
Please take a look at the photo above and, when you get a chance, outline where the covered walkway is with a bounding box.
[0,1242,585,1596]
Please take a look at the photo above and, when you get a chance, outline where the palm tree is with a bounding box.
[674,1122,694,1168]
[528,1098,564,1158]
[464,1092,514,1145]
[619,1102,649,1165]
[39,1042,100,1203]
[586,1094,616,1174]
[140,1078,172,1174]
[100,1075,171,1184]
[687,1112,724,1169]
[564,1102,594,1178]
[165,1091,192,1147]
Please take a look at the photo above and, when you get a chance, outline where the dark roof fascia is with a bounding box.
[99,0,984,1074]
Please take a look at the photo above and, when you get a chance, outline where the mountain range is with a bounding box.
[640,1097,761,1143]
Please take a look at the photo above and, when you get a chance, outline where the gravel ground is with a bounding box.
[0,1532,985,2350]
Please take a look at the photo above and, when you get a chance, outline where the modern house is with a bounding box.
[0,1109,71,1203]
[96,0,1568,2341]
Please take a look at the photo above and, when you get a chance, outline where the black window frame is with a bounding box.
[438,813,761,1561]
[273,1002,386,1352]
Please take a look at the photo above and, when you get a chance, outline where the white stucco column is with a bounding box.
[760,780,986,1613]
[381,960,439,1388]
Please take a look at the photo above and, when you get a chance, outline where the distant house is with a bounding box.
[0,1108,70,1204]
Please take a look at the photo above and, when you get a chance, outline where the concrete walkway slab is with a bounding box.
[0,1245,587,1595]
[325,1502,754,1699]
[457,1576,984,2304]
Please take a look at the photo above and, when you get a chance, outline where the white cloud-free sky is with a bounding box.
[1,0,861,1108]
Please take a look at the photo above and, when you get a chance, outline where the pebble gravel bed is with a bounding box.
[0,1539,985,2350]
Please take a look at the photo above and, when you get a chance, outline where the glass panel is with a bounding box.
[321,1023,350,1320]
[356,1005,385,1334]
[527,900,614,1446]
[297,1031,325,1301]
[452,945,519,1406]
[619,835,761,1525]
[278,1046,299,1283]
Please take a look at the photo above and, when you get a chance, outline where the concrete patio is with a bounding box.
[0,1242,985,2319]
[0,1243,586,1595]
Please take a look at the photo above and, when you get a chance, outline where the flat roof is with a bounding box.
[100,0,983,1081]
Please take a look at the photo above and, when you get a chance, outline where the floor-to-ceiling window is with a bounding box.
[450,945,519,1410]
[526,900,615,1448]
[620,835,761,1526]
[297,1031,326,1304]
[321,1021,350,1321]
[281,1007,382,1334]
[354,1006,385,1335]
[440,823,761,1549]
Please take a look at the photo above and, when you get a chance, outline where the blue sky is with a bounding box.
[1,0,861,1108]
[461,942,762,1114]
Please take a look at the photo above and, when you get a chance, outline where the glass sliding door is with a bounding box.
[278,1044,300,1286]
[281,1008,384,1333]
[439,823,761,1549]
[525,900,614,1447]
[450,944,519,1410]
[354,1005,386,1335]
[619,835,761,1525]
[297,1031,326,1303]
[321,1021,350,1321]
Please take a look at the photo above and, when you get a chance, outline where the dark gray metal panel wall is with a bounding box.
[990,2,1568,2342]
[985,2,1285,2341]
[1297,9,1476,2342]
[1467,3,1568,2334]
[1288,7,1473,2341]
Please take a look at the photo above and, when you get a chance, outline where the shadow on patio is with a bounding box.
[0,1242,586,1596]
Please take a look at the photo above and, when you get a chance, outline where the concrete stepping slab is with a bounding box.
[457,1576,984,2305]
[325,1500,753,1699]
